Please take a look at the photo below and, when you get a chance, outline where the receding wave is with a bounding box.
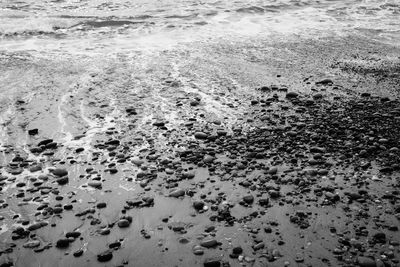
[236,6,265,14]
[70,20,144,28]
[164,14,199,19]
[0,29,66,38]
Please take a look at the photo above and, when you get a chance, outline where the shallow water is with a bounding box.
[0,0,399,54]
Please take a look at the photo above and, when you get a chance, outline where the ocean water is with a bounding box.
[0,0,399,54]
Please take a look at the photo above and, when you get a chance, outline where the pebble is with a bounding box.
[194,132,208,139]
[52,168,68,177]
[203,259,221,267]
[56,239,70,248]
[316,78,333,85]
[193,201,205,210]
[65,231,81,238]
[23,240,40,248]
[253,242,264,250]
[200,239,218,248]
[243,195,254,204]
[286,92,299,98]
[169,188,185,198]
[357,256,377,267]
[28,129,38,135]
[96,202,107,209]
[97,250,113,262]
[56,177,69,185]
[232,246,243,254]
[117,219,130,228]
[73,249,84,257]
[193,245,204,255]
[28,221,48,231]
[88,181,102,188]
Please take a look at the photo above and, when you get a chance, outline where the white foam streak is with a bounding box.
[61,98,121,155]
[0,104,14,148]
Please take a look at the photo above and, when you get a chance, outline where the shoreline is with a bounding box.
[0,35,399,267]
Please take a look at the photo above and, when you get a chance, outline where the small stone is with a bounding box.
[200,239,218,248]
[28,129,39,135]
[66,231,81,238]
[23,240,40,248]
[109,241,122,249]
[153,121,165,127]
[193,245,204,255]
[286,92,299,98]
[243,195,254,204]
[98,228,111,235]
[28,221,48,231]
[316,78,333,85]
[56,177,69,185]
[203,155,215,163]
[361,92,371,97]
[194,132,208,139]
[117,219,130,228]
[29,165,42,173]
[97,202,107,209]
[38,139,53,146]
[88,181,102,188]
[203,259,221,267]
[357,256,377,267]
[169,188,185,198]
[97,250,113,262]
[310,147,326,153]
[131,158,144,166]
[267,166,278,174]
[193,201,205,210]
[313,93,323,99]
[253,242,265,250]
[269,190,280,198]
[372,232,386,243]
[190,100,200,106]
[295,253,304,262]
[232,246,243,254]
[52,168,68,177]
[56,239,70,248]
[258,198,269,207]
[73,249,84,257]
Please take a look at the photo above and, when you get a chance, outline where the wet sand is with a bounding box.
[0,35,400,267]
